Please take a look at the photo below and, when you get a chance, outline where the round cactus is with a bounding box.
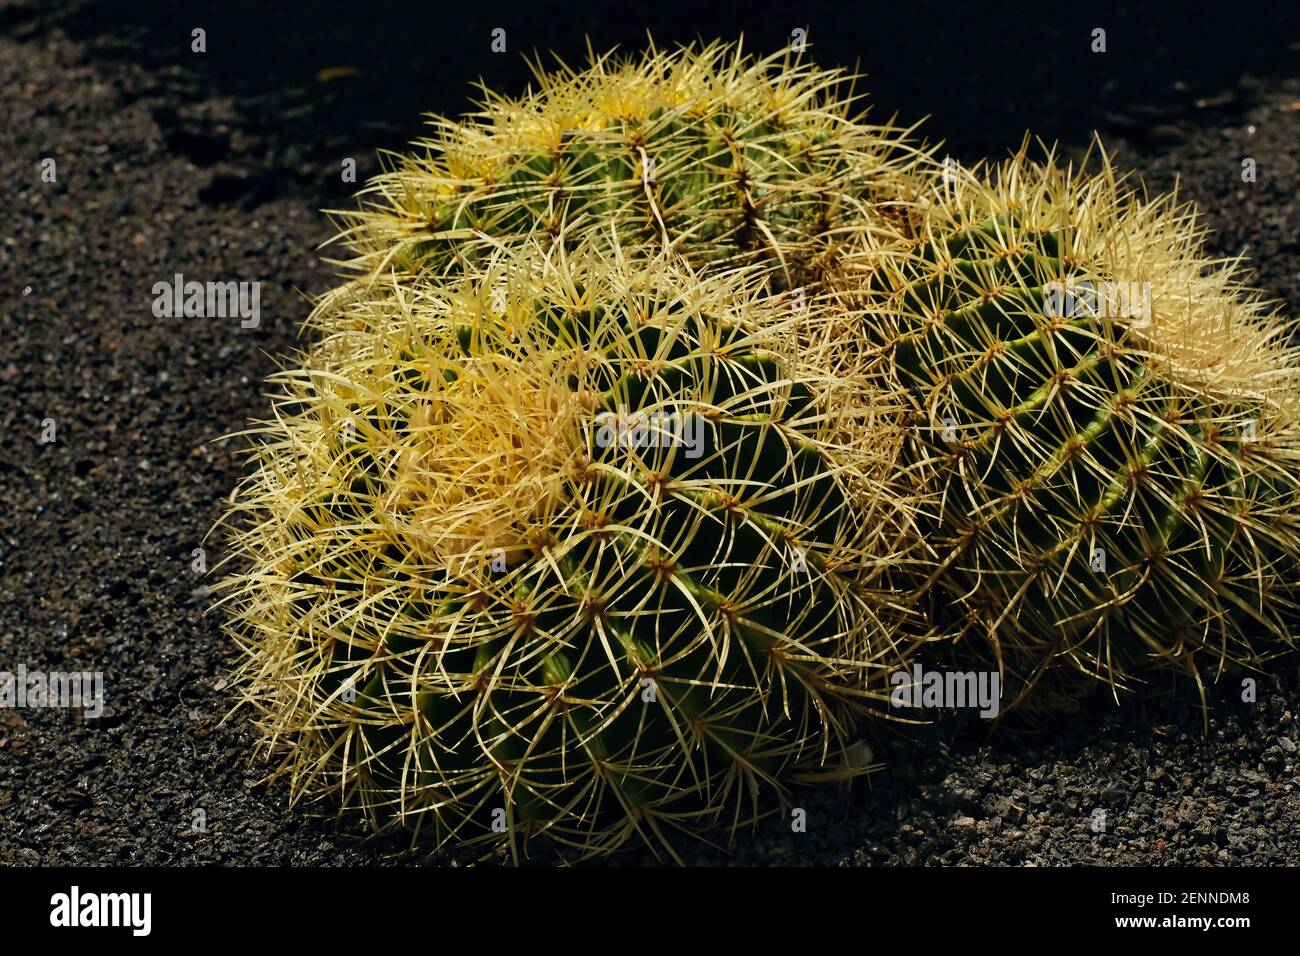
[845,143,1300,706]
[319,39,925,310]
[218,239,921,860]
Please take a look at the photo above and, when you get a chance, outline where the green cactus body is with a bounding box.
[221,244,917,859]
[857,148,1300,701]
[321,41,924,312]
[401,108,838,272]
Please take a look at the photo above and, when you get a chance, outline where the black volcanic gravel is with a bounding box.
[1,3,1298,866]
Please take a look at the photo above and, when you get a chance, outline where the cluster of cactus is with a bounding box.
[219,39,1300,860]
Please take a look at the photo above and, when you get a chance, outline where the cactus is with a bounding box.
[319,39,925,313]
[846,143,1300,705]
[217,238,921,860]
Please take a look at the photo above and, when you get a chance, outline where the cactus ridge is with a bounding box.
[217,240,922,860]
[849,143,1300,702]
[319,39,926,307]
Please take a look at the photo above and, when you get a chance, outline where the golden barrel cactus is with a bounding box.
[844,143,1300,706]
[217,238,923,859]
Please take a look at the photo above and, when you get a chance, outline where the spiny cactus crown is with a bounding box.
[319,39,926,308]
[218,238,922,860]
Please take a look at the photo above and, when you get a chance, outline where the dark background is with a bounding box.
[2,0,1299,867]
[14,0,1300,195]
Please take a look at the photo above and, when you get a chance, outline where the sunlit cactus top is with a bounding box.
[319,38,926,307]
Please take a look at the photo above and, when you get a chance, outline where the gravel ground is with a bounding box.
[1,3,1298,866]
